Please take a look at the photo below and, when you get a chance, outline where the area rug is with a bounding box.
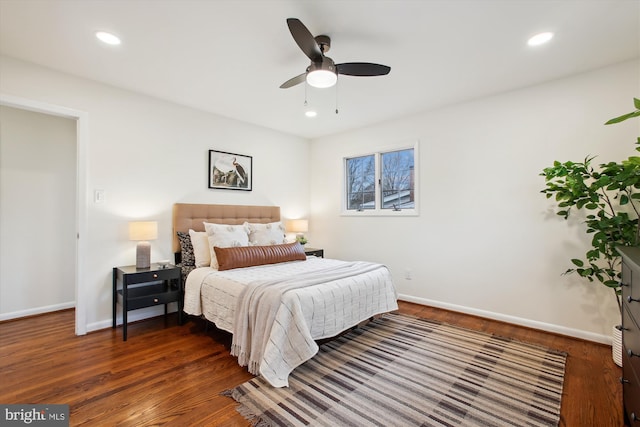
[223,313,567,427]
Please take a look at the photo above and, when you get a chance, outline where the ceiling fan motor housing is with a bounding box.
[315,35,331,53]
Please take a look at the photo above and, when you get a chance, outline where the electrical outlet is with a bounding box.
[404,269,412,280]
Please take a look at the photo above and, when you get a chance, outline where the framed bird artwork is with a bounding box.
[208,150,252,191]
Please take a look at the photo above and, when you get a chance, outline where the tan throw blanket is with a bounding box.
[230,261,395,387]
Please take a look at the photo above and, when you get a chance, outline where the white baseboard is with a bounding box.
[2,297,611,346]
[0,301,75,322]
[87,302,180,333]
[397,294,612,345]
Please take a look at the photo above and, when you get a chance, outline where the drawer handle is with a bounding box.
[153,274,158,278]
[629,349,639,358]
[622,377,631,384]
[628,296,640,303]
[153,298,159,303]
[616,324,628,331]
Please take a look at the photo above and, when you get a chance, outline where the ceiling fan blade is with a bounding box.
[287,18,323,62]
[280,73,307,89]
[336,62,391,76]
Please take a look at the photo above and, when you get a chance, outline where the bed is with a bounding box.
[173,203,398,387]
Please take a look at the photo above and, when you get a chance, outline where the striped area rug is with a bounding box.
[223,313,566,427]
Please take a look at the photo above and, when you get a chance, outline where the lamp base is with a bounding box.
[136,241,151,269]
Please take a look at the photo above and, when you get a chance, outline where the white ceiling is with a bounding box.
[1,0,638,139]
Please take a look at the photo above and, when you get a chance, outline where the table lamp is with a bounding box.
[129,221,158,268]
[286,219,308,245]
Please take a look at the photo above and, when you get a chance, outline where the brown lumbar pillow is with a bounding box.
[214,242,307,271]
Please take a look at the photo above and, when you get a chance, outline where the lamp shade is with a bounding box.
[286,219,308,233]
[129,221,158,241]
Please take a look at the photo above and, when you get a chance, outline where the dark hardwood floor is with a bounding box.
[0,301,623,426]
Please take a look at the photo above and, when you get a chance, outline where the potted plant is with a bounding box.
[540,98,640,366]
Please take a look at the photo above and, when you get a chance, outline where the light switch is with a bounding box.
[94,189,105,203]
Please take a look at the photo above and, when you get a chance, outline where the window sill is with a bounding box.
[340,209,419,217]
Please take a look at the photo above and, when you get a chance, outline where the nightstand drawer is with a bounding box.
[622,250,640,305]
[623,350,640,423]
[124,289,180,310]
[623,303,640,375]
[123,269,179,284]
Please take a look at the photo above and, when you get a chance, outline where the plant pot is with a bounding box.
[613,324,623,367]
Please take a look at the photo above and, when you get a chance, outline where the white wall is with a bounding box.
[2,53,638,342]
[309,60,640,342]
[0,55,310,331]
[0,106,76,315]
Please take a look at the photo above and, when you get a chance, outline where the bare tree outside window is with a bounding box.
[344,144,418,215]
[381,149,414,209]
[346,155,375,210]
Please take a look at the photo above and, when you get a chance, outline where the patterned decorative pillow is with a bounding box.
[248,221,286,246]
[176,231,195,267]
[180,264,196,288]
[203,222,250,269]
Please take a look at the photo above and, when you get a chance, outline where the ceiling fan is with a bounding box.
[280,18,391,89]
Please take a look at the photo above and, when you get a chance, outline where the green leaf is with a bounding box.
[586,249,600,259]
[571,259,584,267]
[625,156,640,165]
[605,110,640,125]
[603,280,620,288]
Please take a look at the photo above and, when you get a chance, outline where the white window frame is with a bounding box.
[341,141,419,217]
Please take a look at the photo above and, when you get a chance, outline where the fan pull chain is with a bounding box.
[304,82,308,107]
[335,80,339,115]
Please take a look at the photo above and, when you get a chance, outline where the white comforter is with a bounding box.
[183,257,398,387]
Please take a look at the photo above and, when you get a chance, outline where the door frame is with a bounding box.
[1,93,88,335]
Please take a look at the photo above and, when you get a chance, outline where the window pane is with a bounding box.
[380,148,414,210]
[346,155,375,210]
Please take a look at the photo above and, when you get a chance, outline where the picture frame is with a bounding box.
[208,150,252,191]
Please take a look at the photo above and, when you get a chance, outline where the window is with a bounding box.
[346,154,375,210]
[344,143,418,215]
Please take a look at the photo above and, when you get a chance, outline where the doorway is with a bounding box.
[0,94,88,335]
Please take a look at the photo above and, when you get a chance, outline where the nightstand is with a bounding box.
[112,264,182,341]
[304,247,324,258]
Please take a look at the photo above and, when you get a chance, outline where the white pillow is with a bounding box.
[248,221,286,246]
[204,222,250,269]
[188,229,210,268]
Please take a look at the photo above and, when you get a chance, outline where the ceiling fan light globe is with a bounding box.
[307,70,337,88]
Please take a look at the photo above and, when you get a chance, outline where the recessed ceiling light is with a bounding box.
[527,32,554,46]
[305,110,317,118]
[95,31,121,45]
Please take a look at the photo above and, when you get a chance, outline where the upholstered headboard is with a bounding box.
[172,203,281,254]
